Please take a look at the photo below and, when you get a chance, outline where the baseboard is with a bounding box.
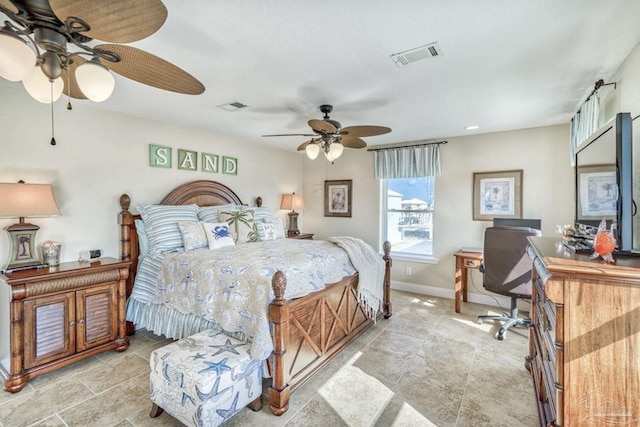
[390,280,529,311]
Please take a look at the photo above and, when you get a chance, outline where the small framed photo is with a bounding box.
[576,164,617,220]
[473,170,522,221]
[325,180,352,217]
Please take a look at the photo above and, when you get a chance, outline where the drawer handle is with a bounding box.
[69,321,75,326]
[77,319,85,324]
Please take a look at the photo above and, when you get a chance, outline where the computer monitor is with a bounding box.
[492,218,541,230]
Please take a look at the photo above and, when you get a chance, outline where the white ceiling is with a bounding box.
[5,1,640,151]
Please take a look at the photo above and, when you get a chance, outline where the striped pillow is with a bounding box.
[198,204,238,223]
[137,204,200,252]
[251,206,274,223]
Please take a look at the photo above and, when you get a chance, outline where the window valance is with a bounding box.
[372,142,442,179]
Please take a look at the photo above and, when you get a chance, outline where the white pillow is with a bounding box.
[263,217,286,239]
[256,221,277,241]
[202,222,235,249]
[177,221,208,251]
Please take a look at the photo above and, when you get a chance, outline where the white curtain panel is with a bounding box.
[373,144,441,179]
[570,94,600,166]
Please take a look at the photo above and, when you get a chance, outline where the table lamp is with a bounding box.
[0,181,61,272]
[280,192,304,235]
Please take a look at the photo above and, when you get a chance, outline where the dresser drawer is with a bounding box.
[542,358,557,418]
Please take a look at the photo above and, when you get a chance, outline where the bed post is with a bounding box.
[118,194,136,335]
[119,194,133,263]
[269,270,290,416]
[383,240,392,319]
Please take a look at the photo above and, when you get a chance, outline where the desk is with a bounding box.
[453,250,483,313]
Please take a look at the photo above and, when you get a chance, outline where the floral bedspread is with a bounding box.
[153,239,356,359]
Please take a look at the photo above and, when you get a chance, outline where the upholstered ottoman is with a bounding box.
[149,329,263,427]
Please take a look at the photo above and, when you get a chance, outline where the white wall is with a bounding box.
[302,42,640,301]
[303,124,574,297]
[0,85,303,266]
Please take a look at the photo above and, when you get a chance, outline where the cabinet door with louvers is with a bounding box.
[75,283,118,351]
[24,293,76,369]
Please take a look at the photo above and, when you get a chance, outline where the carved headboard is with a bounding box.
[118,180,260,300]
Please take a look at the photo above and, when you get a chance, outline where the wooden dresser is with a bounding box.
[1,258,130,392]
[526,237,640,427]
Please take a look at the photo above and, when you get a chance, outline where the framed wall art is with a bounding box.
[473,170,522,221]
[576,164,617,221]
[324,179,352,217]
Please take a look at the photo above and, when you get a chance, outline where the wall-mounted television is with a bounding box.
[574,112,638,253]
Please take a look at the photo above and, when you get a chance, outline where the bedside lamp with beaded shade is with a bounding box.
[280,192,304,235]
[0,181,61,272]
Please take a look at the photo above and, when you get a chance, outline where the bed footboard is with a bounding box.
[268,242,392,416]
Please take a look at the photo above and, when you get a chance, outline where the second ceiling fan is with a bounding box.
[263,104,391,161]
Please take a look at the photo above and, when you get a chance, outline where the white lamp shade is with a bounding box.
[0,183,61,218]
[280,193,304,210]
[0,31,36,82]
[22,66,63,103]
[75,60,115,102]
[305,143,320,160]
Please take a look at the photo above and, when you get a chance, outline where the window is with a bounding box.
[381,176,435,259]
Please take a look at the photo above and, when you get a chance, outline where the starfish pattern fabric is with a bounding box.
[198,358,232,376]
[209,338,243,356]
[150,329,262,426]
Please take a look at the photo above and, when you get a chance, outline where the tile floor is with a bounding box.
[0,290,539,426]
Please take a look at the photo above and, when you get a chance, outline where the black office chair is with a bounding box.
[476,226,541,340]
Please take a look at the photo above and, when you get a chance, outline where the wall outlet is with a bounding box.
[405,266,412,276]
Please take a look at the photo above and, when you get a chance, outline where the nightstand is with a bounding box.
[1,257,131,393]
[287,233,314,240]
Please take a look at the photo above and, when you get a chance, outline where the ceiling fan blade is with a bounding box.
[340,136,367,149]
[297,140,313,151]
[61,56,87,99]
[308,119,336,134]
[95,44,205,95]
[49,0,167,43]
[340,125,391,138]
[0,0,18,14]
[262,133,316,137]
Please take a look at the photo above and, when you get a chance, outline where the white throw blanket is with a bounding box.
[328,236,385,321]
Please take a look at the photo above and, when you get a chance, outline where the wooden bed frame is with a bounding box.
[117,180,392,415]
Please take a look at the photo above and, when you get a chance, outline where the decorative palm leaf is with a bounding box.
[221,210,259,243]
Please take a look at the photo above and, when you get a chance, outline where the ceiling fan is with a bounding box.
[263,104,391,162]
[0,0,205,104]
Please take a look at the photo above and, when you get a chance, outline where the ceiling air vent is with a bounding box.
[391,42,443,67]
[217,102,248,111]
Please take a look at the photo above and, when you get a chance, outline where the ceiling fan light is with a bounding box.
[0,29,36,82]
[22,66,63,103]
[305,143,320,160]
[328,141,344,159]
[76,59,115,102]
